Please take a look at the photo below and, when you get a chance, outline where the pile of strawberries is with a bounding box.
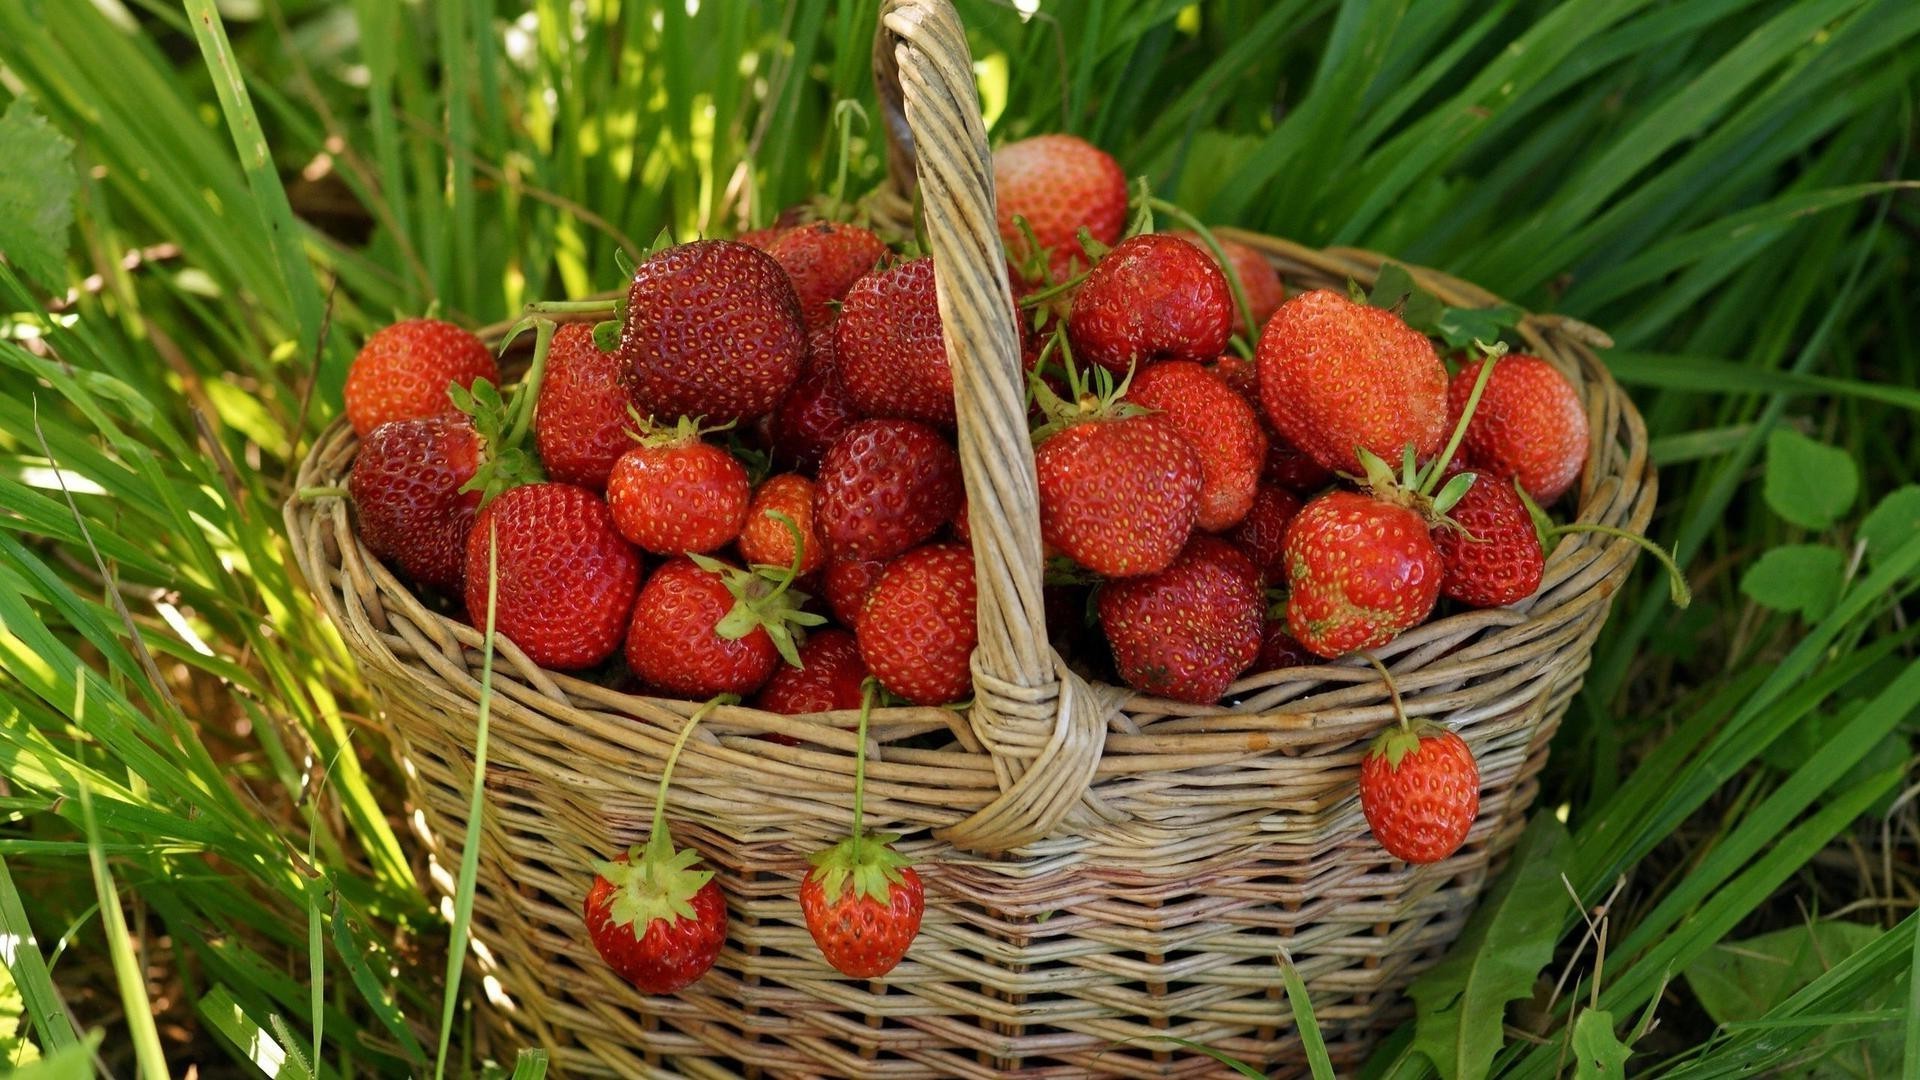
[327,132,1640,994]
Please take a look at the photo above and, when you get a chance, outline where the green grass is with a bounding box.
[0,0,1915,1075]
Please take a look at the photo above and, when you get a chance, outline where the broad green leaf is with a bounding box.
[1685,921,1883,1025]
[0,1031,99,1080]
[1764,429,1859,530]
[1740,544,1846,620]
[1408,815,1571,1080]
[1860,485,1920,570]
[1569,1009,1632,1080]
[0,99,77,291]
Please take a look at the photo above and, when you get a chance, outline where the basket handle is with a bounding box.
[872,0,1116,853]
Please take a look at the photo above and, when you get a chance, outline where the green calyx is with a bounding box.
[1027,355,1149,446]
[1367,720,1449,770]
[627,410,732,450]
[452,370,547,506]
[808,831,912,906]
[688,524,825,669]
[593,838,714,931]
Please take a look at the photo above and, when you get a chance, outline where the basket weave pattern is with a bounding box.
[286,2,1652,1075]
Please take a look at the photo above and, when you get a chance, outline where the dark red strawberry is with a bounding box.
[464,483,641,670]
[824,555,887,631]
[625,555,821,697]
[769,328,859,471]
[767,222,890,332]
[1447,354,1588,504]
[1125,360,1266,531]
[1226,483,1304,587]
[1171,231,1286,336]
[738,474,825,575]
[835,259,956,428]
[1209,354,1260,403]
[1360,722,1479,864]
[816,420,963,561]
[1066,234,1232,374]
[1256,289,1448,475]
[345,318,499,437]
[1255,620,1317,672]
[535,322,636,491]
[1265,432,1337,493]
[857,543,977,706]
[348,415,483,593]
[1035,407,1201,578]
[1281,490,1442,658]
[753,628,868,716]
[620,239,805,422]
[1433,471,1544,608]
[1096,535,1262,703]
[737,225,789,251]
[605,418,751,556]
[993,134,1128,281]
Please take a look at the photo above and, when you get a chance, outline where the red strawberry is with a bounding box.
[1447,354,1588,505]
[816,420,963,561]
[1226,483,1304,586]
[858,543,977,706]
[625,556,821,698]
[1433,471,1545,608]
[535,322,637,491]
[606,419,751,556]
[738,474,825,576]
[1066,234,1232,374]
[769,328,859,471]
[737,225,788,251]
[1256,289,1448,475]
[1359,723,1480,864]
[1209,354,1260,402]
[1035,409,1201,578]
[464,483,641,670]
[752,628,869,716]
[348,415,483,593]
[1171,231,1286,336]
[1282,491,1442,658]
[1265,432,1337,493]
[585,849,727,994]
[993,134,1128,281]
[1096,535,1263,704]
[766,222,890,332]
[1255,620,1317,673]
[835,259,955,428]
[801,841,924,978]
[1125,360,1267,531]
[824,555,887,631]
[950,495,972,546]
[620,239,805,422]
[344,318,499,437]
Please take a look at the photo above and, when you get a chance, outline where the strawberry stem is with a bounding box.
[524,299,619,316]
[646,694,736,859]
[824,100,867,221]
[1362,653,1410,734]
[850,679,879,859]
[1550,523,1692,608]
[502,318,556,451]
[297,485,347,500]
[1419,341,1506,495]
[1146,196,1259,347]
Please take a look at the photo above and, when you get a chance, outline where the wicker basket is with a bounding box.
[285,1,1653,1075]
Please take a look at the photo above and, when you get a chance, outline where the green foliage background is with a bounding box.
[0,0,1915,1076]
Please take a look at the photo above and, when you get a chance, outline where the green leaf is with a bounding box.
[0,1031,99,1080]
[1569,1009,1632,1080]
[1860,485,1920,570]
[1685,921,1883,1025]
[1408,814,1571,1080]
[1764,429,1859,530]
[1279,955,1337,1080]
[0,99,77,290]
[1740,544,1846,621]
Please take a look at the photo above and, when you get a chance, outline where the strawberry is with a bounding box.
[344,318,499,437]
[1125,360,1267,531]
[1359,722,1480,864]
[1225,483,1304,587]
[752,628,868,716]
[993,134,1128,281]
[605,418,751,556]
[1066,234,1232,374]
[586,700,731,993]
[535,322,637,491]
[1095,535,1263,704]
[857,543,977,706]
[1433,471,1545,608]
[1209,354,1260,403]
[464,483,641,670]
[1282,491,1442,659]
[1034,400,1201,578]
[348,415,482,593]
[766,222,890,332]
[816,420,963,561]
[1171,231,1286,336]
[738,474,825,576]
[1447,354,1588,505]
[620,239,805,422]
[1255,620,1316,673]
[737,225,788,251]
[1265,432,1337,493]
[1256,289,1448,475]
[625,555,821,698]
[835,259,956,428]
[824,555,887,631]
[769,328,859,471]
